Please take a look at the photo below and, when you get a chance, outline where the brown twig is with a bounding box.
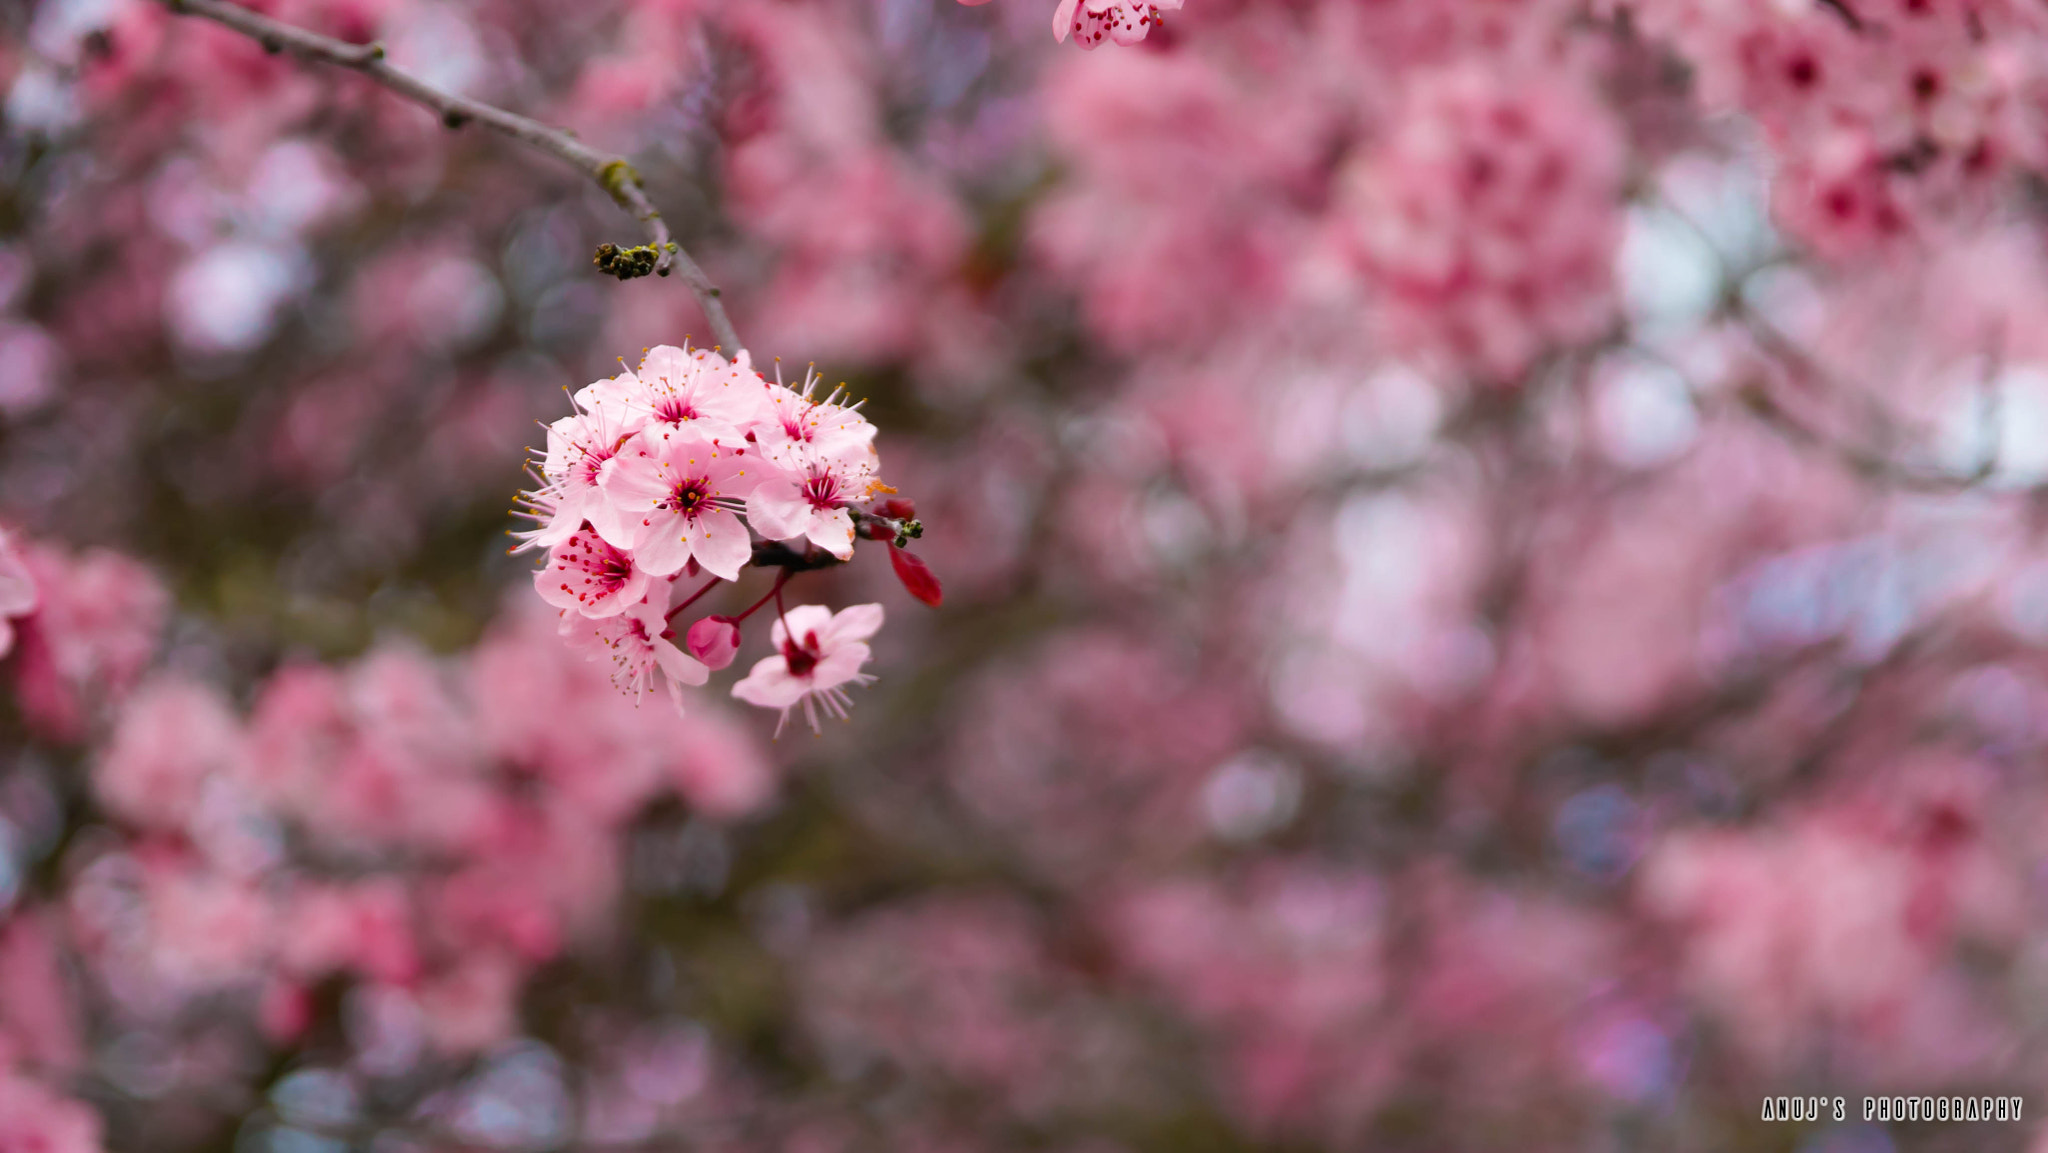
[1814,0,1865,31]
[1732,377,1994,493]
[159,0,743,353]
[1723,301,2027,494]
[748,509,922,571]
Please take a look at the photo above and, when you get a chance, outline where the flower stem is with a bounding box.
[736,570,793,624]
[154,0,742,351]
[665,575,726,622]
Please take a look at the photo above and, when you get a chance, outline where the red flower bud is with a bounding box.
[685,615,743,670]
[887,543,943,607]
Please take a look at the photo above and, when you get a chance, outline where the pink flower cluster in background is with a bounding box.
[9,0,2048,1149]
[1625,0,2048,253]
[0,526,775,1141]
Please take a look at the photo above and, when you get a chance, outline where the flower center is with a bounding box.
[663,476,712,517]
[782,631,822,678]
[781,408,815,442]
[654,396,698,424]
[801,472,842,511]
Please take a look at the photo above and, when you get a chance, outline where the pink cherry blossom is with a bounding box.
[49,0,2048,1145]
[600,427,763,580]
[560,591,709,711]
[1055,0,1183,49]
[731,603,882,735]
[1625,0,2047,253]
[581,343,770,439]
[744,439,878,559]
[515,392,639,555]
[94,676,248,834]
[10,542,168,740]
[754,368,876,456]
[1338,65,1625,380]
[534,525,651,618]
[744,369,881,557]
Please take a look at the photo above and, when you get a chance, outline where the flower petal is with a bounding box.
[745,476,811,542]
[732,656,810,709]
[809,641,874,692]
[806,508,857,560]
[825,604,886,646]
[631,515,693,576]
[692,510,753,582]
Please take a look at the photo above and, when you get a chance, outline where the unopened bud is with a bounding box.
[685,616,743,670]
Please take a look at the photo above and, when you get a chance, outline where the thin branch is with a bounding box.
[1814,0,1865,31]
[748,510,921,571]
[1731,377,1992,492]
[1722,302,2025,494]
[159,0,743,354]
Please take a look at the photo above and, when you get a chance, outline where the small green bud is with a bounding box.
[593,242,661,280]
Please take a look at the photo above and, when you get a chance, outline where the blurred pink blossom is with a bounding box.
[9,542,169,741]
[0,529,36,661]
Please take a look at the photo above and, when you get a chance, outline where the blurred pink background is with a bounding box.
[4,0,2048,1150]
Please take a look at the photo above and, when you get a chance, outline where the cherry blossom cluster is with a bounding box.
[958,0,1184,49]
[516,344,937,733]
[66,606,771,1053]
[0,525,778,1150]
[0,529,167,742]
[1338,65,1626,380]
[1623,0,2048,253]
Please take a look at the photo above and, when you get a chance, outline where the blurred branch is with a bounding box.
[1726,299,2018,494]
[1647,185,2019,494]
[1732,376,1995,493]
[158,0,745,354]
[1815,0,1865,31]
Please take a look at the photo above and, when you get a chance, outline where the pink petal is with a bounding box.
[631,514,694,576]
[745,476,812,542]
[809,642,874,692]
[825,604,886,646]
[693,509,753,582]
[804,508,857,559]
[732,656,809,709]
[600,452,673,511]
